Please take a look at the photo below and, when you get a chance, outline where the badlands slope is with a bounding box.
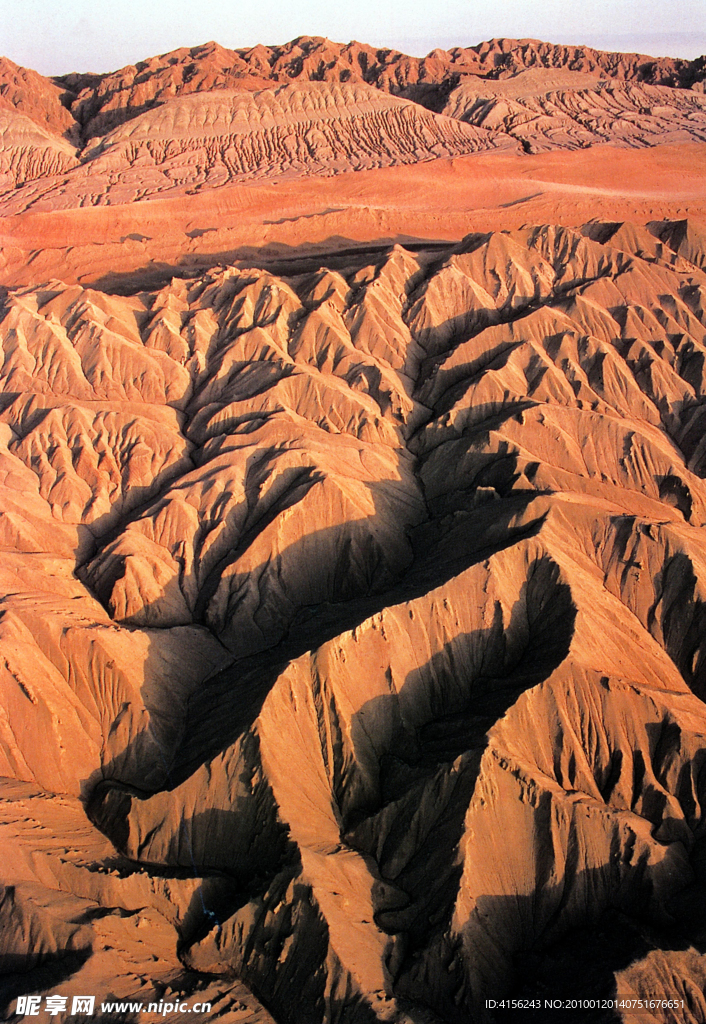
[3,35,706,213]
[1,33,706,1024]
[2,37,706,289]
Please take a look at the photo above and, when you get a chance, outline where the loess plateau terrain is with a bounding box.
[1,32,706,1024]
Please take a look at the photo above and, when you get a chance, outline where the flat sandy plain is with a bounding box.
[2,143,706,288]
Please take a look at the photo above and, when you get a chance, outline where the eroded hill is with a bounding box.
[3,36,706,211]
[2,220,706,1021]
[42,36,706,144]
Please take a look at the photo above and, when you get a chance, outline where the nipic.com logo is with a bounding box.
[15,997,95,1016]
[14,995,213,1017]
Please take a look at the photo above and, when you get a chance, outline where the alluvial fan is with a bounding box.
[2,218,706,1021]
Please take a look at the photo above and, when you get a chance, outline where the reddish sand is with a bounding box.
[2,142,706,288]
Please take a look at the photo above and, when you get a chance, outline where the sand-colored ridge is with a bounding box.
[442,76,706,152]
[0,107,79,190]
[1,220,706,1019]
[19,81,510,209]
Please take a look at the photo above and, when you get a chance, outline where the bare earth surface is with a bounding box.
[1,34,706,1024]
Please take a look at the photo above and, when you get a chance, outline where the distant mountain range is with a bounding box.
[2,36,706,212]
